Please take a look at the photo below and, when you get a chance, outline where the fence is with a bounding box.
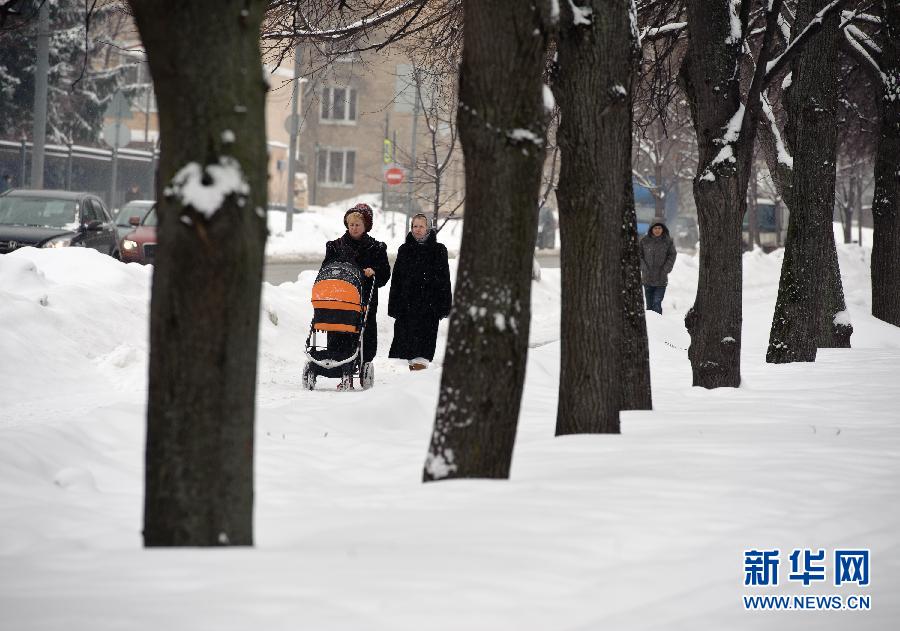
[0,139,157,210]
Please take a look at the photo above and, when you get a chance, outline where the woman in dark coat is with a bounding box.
[388,213,452,370]
[321,203,391,387]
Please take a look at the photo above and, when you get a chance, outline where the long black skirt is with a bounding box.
[389,315,440,361]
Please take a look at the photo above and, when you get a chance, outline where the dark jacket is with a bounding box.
[388,230,452,361]
[639,222,677,287]
[322,232,391,309]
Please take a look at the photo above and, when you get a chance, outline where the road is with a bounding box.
[263,251,561,285]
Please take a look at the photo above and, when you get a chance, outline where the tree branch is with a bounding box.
[762,0,851,87]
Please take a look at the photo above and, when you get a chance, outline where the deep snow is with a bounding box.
[0,211,897,630]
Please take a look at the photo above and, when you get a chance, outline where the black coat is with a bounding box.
[321,232,391,364]
[388,230,452,361]
[321,232,391,308]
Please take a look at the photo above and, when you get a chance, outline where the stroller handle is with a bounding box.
[361,273,376,327]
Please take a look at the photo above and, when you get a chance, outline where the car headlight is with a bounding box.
[122,239,139,250]
[42,236,75,248]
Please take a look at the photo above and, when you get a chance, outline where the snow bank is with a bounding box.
[1,233,898,630]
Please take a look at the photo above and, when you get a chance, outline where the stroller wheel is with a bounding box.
[361,362,374,390]
[301,362,316,391]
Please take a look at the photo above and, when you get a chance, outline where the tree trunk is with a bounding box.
[871,1,900,327]
[842,174,854,244]
[767,0,848,362]
[621,179,653,411]
[553,1,643,434]
[748,162,760,249]
[680,0,758,388]
[817,230,853,347]
[131,0,269,546]
[653,161,666,218]
[422,0,549,480]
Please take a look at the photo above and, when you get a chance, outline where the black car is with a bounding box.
[0,189,119,256]
[114,199,155,244]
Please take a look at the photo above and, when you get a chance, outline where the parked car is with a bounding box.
[115,199,155,243]
[120,206,157,265]
[0,189,118,256]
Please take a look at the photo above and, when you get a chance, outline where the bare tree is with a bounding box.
[410,65,464,229]
[761,0,852,362]
[632,111,696,222]
[422,0,552,480]
[131,0,269,546]
[552,1,646,434]
[843,1,900,327]
[678,0,850,387]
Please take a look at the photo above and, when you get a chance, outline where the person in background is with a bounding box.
[639,218,677,314]
[388,213,452,370]
[0,174,12,193]
[321,202,390,389]
[124,183,142,202]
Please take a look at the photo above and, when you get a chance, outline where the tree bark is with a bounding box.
[553,1,644,434]
[621,179,653,411]
[423,1,549,480]
[871,1,900,327]
[767,0,849,362]
[748,162,760,249]
[131,0,269,546]
[680,0,761,388]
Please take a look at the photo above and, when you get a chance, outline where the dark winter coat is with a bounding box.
[388,230,452,362]
[322,232,391,308]
[322,232,391,364]
[639,223,677,287]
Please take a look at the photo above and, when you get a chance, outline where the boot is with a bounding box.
[337,373,354,390]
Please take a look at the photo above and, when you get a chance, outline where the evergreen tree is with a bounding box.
[0,0,129,144]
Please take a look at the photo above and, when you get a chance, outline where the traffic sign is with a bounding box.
[385,167,404,186]
[104,91,133,120]
[284,114,300,134]
[102,122,131,148]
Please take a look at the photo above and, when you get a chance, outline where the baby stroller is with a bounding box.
[302,261,376,391]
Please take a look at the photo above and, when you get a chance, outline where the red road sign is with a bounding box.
[385,167,405,186]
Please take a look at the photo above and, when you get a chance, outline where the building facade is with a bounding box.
[291,45,463,215]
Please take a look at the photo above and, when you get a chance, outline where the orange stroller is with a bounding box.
[302,261,375,390]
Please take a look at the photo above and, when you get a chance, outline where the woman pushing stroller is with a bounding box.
[319,203,390,389]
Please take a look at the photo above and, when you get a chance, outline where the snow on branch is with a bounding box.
[760,92,793,169]
[699,103,745,182]
[841,10,881,26]
[776,12,791,44]
[265,0,427,41]
[726,0,742,44]
[640,21,686,41]
[844,24,881,56]
[763,0,848,85]
[843,27,887,85]
[568,0,592,26]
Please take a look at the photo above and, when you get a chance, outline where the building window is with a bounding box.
[317,148,356,186]
[321,86,357,123]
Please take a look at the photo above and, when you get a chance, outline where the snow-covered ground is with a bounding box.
[1,210,897,630]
